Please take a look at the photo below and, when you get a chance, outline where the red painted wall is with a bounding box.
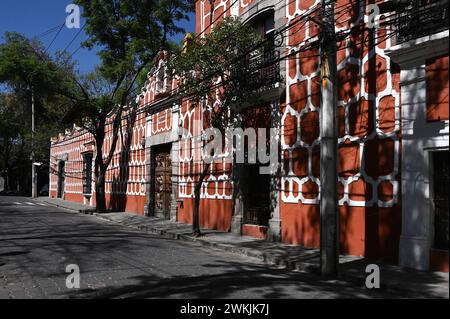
[106,193,146,215]
[280,202,401,262]
[178,198,233,232]
[242,224,268,239]
[279,0,402,264]
[64,193,84,204]
[426,54,449,122]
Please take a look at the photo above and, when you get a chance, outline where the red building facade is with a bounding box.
[50,0,449,272]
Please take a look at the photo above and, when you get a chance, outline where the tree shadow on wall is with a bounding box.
[110,103,138,212]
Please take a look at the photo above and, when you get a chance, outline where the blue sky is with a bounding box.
[0,0,196,74]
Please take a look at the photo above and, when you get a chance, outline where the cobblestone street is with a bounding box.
[0,196,442,299]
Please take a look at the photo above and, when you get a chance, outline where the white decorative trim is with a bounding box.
[385,30,449,67]
[282,0,400,207]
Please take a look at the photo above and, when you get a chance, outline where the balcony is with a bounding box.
[393,0,449,45]
[230,49,282,107]
[247,49,282,90]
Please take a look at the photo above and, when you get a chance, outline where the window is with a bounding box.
[433,150,449,250]
[245,10,280,88]
[249,10,275,58]
[250,10,275,45]
[82,153,93,194]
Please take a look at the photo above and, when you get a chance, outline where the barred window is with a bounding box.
[82,153,93,194]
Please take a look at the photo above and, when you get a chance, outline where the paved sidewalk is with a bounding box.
[34,196,449,298]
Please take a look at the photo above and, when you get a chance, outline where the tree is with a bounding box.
[0,33,77,194]
[169,17,267,236]
[0,32,74,94]
[64,0,194,212]
[0,93,22,191]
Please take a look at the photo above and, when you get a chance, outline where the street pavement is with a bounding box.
[0,196,435,299]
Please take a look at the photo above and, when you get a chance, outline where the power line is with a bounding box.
[53,1,411,139]
[46,22,65,52]
[67,45,83,59]
[136,0,365,101]
[62,23,86,53]
[135,3,323,103]
[132,16,400,125]
[33,24,64,39]
[63,23,396,136]
[194,0,240,40]
[131,0,346,109]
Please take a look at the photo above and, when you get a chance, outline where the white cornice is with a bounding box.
[385,30,449,67]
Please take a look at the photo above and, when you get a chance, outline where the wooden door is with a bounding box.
[154,148,172,219]
[243,164,271,226]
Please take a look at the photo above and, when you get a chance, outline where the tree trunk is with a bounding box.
[95,170,107,213]
[192,162,210,236]
[2,172,8,192]
[3,142,10,191]
[94,122,107,213]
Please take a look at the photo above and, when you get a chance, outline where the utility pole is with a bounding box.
[31,86,37,198]
[319,0,339,276]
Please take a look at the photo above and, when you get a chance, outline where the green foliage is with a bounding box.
[0,31,78,132]
[65,0,195,134]
[0,92,43,191]
[0,32,75,98]
[0,93,22,142]
[169,17,263,129]
[0,33,78,192]
[74,0,194,104]
[135,65,153,92]
[64,0,194,211]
